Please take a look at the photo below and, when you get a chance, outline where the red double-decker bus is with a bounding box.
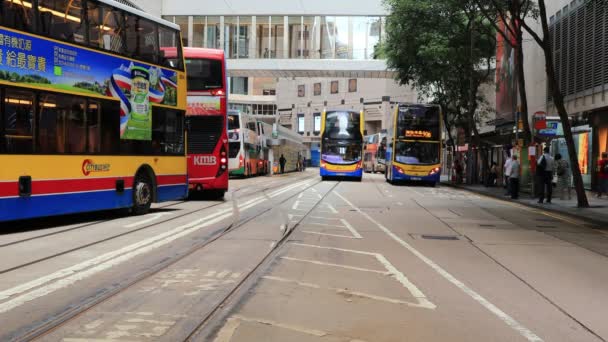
[169,48,228,198]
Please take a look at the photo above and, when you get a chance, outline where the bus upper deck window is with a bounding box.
[3,0,35,32]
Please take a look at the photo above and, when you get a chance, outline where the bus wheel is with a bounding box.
[212,190,226,200]
[356,177,362,182]
[133,172,153,215]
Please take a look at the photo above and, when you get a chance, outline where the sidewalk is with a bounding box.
[440,176,608,228]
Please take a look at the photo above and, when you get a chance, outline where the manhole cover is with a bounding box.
[421,235,460,241]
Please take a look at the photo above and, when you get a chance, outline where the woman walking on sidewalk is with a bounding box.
[555,154,571,200]
[510,155,520,199]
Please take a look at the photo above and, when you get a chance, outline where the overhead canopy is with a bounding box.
[226,59,397,79]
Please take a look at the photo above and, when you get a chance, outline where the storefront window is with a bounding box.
[238,16,252,58]
[271,16,284,58]
[288,16,303,58]
[223,16,237,58]
[174,16,189,46]
[335,17,350,59]
[257,16,271,58]
[206,16,221,49]
[192,16,204,47]
[321,17,336,59]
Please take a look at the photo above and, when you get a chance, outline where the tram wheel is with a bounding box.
[133,171,153,215]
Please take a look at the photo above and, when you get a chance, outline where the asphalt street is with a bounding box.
[1,169,607,341]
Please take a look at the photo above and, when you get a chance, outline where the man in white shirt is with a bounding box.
[537,146,554,203]
[510,155,520,199]
[504,155,513,196]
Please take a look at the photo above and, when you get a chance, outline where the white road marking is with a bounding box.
[233,315,327,337]
[341,219,362,239]
[291,243,435,309]
[326,204,339,214]
[0,182,307,313]
[281,257,388,274]
[217,270,230,279]
[213,317,242,342]
[292,201,300,210]
[397,202,404,206]
[124,212,173,228]
[334,191,543,342]
[309,216,340,220]
[298,193,304,199]
[263,276,430,308]
[301,231,361,239]
[308,222,346,228]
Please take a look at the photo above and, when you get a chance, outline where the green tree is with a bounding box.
[521,0,589,207]
[384,0,496,183]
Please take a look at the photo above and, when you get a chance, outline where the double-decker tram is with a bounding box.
[227,110,262,177]
[0,0,188,221]
[320,110,364,181]
[166,48,228,197]
[385,103,443,186]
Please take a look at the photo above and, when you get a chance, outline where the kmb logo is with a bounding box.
[82,159,111,176]
[193,156,217,166]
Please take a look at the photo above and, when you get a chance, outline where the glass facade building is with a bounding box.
[163,15,384,60]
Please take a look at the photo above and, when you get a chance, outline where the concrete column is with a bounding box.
[283,16,289,59]
[187,16,193,47]
[219,16,225,52]
[251,16,257,58]
[203,16,208,48]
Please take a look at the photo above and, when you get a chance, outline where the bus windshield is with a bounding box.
[394,141,439,165]
[324,111,362,141]
[397,105,440,140]
[185,58,223,91]
[322,142,362,164]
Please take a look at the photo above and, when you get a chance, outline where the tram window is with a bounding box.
[87,101,101,153]
[159,26,183,70]
[1,0,35,32]
[37,93,63,154]
[65,98,86,154]
[125,15,158,64]
[3,89,34,154]
[99,100,120,154]
[152,107,184,155]
[38,0,85,43]
[87,1,102,48]
[99,7,125,53]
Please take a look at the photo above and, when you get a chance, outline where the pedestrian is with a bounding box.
[598,152,608,198]
[555,153,571,200]
[504,155,513,196]
[279,154,286,174]
[302,156,306,171]
[453,159,463,184]
[537,146,555,204]
[510,155,520,199]
[486,162,498,187]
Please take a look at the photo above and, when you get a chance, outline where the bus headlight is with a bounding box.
[428,167,441,175]
[395,166,405,174]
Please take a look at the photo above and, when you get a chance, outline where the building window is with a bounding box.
[263,89,276,95]
[330,80,339,94]
[297,114,305,134]
[314,83,321,96]
[349,79,357,93]
[206,16,221,49]
[313,112,321,134]
[230,77,249,95]
[298,85,305,97]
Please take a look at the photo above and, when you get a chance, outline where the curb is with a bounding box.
[441,182,608,229]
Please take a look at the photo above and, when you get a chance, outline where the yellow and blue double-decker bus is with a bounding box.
[385,103,443,186]
[320,109,364,181]
[0,0,188,222]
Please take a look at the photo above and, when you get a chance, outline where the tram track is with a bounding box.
[183,180,341,342]
[0,174,316,276]
[14,177,327,342]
